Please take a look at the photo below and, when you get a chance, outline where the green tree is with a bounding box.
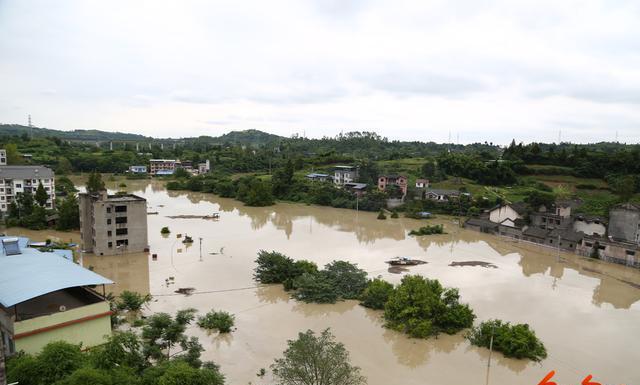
[360,278,394,310]
[271,329,366,385]
[609,174,637,201]
[37,341,85,384]
[116,290,152,312]
[56,194,80,230]
[5,143,22,164]
[56,156,73,174]
[254,250,296,284]
[384,275,475,338]
[141,309,198,362]
[272,159,294,197]
[35,182,48,207]
[89,331,147,372]
[467,319,547,362]
[87,171,106,194]
[145,360,225,385]
[322,261,368,300]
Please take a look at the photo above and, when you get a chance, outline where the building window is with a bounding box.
[107,230,112,237]
[115,216,128,224]
[106,207,111,213]
[107,219,111,225]
[115,205,127,212]
[549,239,553,244]
[108,242,113,248]
[15,184,21,188]
[626,250,636,256]
[116,228,128,235]
[116,239,129,246]
[585,242,593,247]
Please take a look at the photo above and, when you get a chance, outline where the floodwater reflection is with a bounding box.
[26,178,638,385]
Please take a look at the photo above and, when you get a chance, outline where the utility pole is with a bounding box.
[199,237,203,262]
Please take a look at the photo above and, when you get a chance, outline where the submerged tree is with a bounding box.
[271,329,366,385]
[86,170,106,194]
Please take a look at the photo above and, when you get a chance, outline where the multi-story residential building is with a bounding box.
[334,166,358,186]
[79,191,148,256]
[378,175,408,196]
[149,159,180,176]
[0,236,113,355]
[0,165,56,213]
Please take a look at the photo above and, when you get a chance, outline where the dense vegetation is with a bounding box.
[2,126,639,218]
[467,319,548,362]
[6,308,225,385]
[197,310,235,333]
[383,275,476,338]
[271,329,366,385]
[408,224,445,236]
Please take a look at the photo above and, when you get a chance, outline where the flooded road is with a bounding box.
[6,179,640,385]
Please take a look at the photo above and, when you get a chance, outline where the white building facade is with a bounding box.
[0,165,56,213]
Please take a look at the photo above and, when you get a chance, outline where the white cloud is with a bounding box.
[0,0,639,144]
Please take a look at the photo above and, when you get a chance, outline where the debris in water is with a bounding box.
[166,213,220,219]
[175,287,196,295]
[385,257,427,266]
[147,211,159,215]
[449,261,498,268]
[209,247,225,255]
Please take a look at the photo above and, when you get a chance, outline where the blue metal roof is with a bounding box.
[0,237,113,307]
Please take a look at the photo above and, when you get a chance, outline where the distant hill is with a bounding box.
[214,129,283,146]
[0,124,150,141]
[0,124,282,146]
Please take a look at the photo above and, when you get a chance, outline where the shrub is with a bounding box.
[254,250,296,284]
[197,310,235,333]
[293,261,368,303]
[360,278,394,310]
[292,272,338,303]
[384,275,475,338]
[161,226,170,234]
[377,210,387,220]
[467,319,547,362]
[390,210,399,218]
[409,224,444,236]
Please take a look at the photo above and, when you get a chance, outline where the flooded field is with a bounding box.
[6,179,640,385]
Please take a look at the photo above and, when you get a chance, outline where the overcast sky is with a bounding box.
[1,0,639,144]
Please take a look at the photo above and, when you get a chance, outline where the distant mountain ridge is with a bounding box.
[0,124,283,145]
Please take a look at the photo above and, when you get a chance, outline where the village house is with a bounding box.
[424,189,460,202]
[377,175,408,197]
[128,165,147,174]
[0,236,113,355]
[79,191,149,256]
[607,203,640,244]
[545,228,583,252]
[577,235,639,267]
[572,214,606,237]
[464,217,499,233]
[488,202,527,224]
[415,178,429,188]
[344,182,367,197]
[197,159,211,175]
[529,201,575,230]
[306,173,332,182]
[333,165,359,186]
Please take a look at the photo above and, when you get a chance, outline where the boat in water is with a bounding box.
[385,257,427,266]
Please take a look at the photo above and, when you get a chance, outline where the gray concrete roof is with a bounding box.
[0,165,54,179]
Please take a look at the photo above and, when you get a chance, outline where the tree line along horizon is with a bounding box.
[1,130,639,231]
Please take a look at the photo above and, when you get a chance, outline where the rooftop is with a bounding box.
[344,182,367,190]
[104,193,146,202]
[0,236,112,308]
[0,165,54,179]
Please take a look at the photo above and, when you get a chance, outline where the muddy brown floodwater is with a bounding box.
[5,179,640,385]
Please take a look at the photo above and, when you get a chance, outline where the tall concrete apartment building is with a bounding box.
[0,149,56,213]
[149,159,180,175]
[79,191,148,256]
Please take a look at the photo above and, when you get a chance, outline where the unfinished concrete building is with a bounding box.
[79,191,148,256]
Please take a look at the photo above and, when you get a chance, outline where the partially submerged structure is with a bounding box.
[0,236,113,355]
[79,191,149,256]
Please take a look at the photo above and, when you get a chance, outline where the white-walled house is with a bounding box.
[489,203,527,224]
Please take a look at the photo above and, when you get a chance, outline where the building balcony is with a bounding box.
[10,287,112,354]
